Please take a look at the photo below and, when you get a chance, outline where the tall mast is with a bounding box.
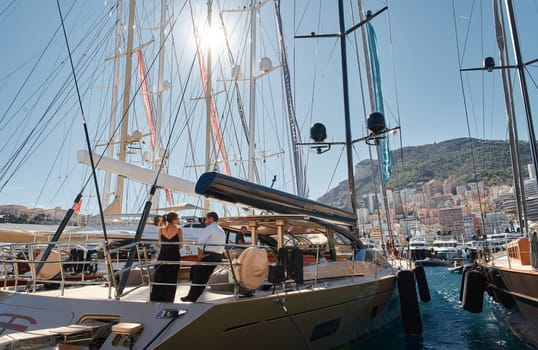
[493,0,526,233]
[104,0,124,206]
[153,0,168,210]
[204,0,213,212]
[337,0,358,218]
[505,0,538,234]
[155,0,167,153]
[247,0,257,184]
[116,0,137,213]
[358,1,388,242]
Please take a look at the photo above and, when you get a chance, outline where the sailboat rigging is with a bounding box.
[0,2,430,349]
[458,1,538,348]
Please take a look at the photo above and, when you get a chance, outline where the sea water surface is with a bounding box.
[354,266,530,350]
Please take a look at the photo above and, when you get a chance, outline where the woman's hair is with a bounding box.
[164,212,179,224]
[154,212,179,226]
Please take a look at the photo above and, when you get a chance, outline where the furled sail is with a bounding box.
[366,22,392,183]
[274,0,308,197]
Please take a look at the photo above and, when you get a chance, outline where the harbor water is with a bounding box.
[354,266,530,350]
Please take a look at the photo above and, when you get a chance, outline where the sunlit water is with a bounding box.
[353,266,530,349]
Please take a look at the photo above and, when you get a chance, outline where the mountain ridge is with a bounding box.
[318,137,532,209]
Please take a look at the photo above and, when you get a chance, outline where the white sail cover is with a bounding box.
[77,150,196,196]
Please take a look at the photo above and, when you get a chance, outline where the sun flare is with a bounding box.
[200,26,225,51]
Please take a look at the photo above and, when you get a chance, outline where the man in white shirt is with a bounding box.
[196,212,225,256]
[181,212,225,302]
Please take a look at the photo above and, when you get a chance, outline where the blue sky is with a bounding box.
[1,0,538,213]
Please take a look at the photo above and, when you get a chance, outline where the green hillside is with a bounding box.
[318,138,532,208]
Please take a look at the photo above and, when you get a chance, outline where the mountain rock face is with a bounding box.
[318,138,532,209]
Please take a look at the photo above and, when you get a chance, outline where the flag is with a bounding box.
[165,188,172,204]
[73,198,82,212]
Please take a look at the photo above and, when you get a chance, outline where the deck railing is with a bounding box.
[0,240,389,300]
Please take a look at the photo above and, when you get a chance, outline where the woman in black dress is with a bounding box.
[150,212,182,302]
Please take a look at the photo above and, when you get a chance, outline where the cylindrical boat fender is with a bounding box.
[459,265,473,302]
[462,270,484,313]
[413,265,431,302]
[487,268,516,309]
[397,270,422,335]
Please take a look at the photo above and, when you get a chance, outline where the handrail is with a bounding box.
[0,240,389,300]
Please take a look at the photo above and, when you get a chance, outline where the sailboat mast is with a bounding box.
[358,1,391,244]
[493,0,527,233]
[116,0,137,213]
[273,0,308,197]
[153,0,168,210]
[204,0,213,212]
[247,0,257,184]
[337,0,358,220]
[504,0,538,228]
[104,0,124,206]
[155,0,166,154]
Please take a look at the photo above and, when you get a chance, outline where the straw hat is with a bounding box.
[237,247,268,290]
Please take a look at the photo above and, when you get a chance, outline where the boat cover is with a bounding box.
[195,172,357,225]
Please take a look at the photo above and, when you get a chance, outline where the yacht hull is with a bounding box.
[487,266,538,349]
[158,276,398,349]
[0,275,397,349]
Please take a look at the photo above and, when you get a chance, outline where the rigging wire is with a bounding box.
[350,0,379,215]
[0,7,65,134]
[524,65,538,90]
[118,3,201,297]
[55,0,109,241]
[128,0,199,190]
[378,1,409,242]
[79,1,185,210]
[215,0,250,181]
[382,1,406,194]
[0,17,113,206]
[0,2,116,192]
[451,0,488,236]
[323,146,346,200]
[111,0,193,212]
[167,18,208,194]
[0,1,104,135]
[383,1,402,129]
[350,0,388,235]
[0,0,16,20]
[303,0,324,186]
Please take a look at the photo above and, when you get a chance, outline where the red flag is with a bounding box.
[73,199,82,212]
[165,189,172,204]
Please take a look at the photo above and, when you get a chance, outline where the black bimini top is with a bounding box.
[194,172,357,226]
